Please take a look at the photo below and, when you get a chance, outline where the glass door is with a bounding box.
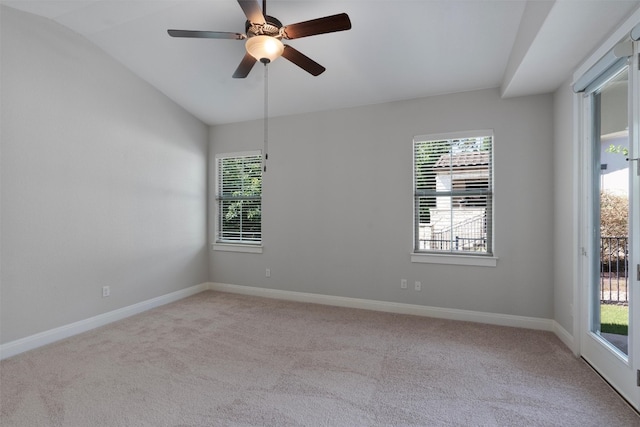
[581,42,639,410]
[593,67,629,356]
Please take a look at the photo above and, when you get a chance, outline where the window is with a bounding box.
[215,151,262,245]
[413,131,493,256]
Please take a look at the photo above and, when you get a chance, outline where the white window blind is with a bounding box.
[216,152,262,244]
[414,132,493,255]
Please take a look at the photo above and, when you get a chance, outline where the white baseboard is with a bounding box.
[552,320,576,354]
[0,283,208,360]
[208,282,555,332]
[1,282,573,361]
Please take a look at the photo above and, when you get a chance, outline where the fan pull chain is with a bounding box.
[263,63,268,173]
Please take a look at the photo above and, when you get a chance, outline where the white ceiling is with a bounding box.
[3,0,639,125]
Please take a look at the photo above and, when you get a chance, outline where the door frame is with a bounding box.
[630,29,640,410]
[576,40,639,411]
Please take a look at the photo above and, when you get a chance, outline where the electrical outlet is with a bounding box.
[102,286,110,298]
[414,281,421,291]
[400,279,407,289]
[266,268,271,278]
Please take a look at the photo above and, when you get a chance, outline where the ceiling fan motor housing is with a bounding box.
[245,16,282,38]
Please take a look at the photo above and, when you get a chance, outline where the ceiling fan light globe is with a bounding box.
[246,35,284,62]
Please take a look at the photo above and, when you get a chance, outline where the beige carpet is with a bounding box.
[1,291,639,426]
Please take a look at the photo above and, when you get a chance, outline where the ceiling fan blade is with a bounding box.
[233,52,258,78]
[237,0,266,25]
[282,13,351,40]
[282,45,325,76]
[168,29,246,40]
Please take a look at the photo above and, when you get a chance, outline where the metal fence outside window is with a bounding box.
[600,236,628,304]
[420,214,486,252]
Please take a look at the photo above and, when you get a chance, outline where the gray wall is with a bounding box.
[210,88,555,319]
[553,79,576,335]
[0,7,209,344]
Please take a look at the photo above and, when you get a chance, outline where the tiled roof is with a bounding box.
[433,151,490,168]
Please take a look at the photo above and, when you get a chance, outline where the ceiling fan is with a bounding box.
[168,0,352,78]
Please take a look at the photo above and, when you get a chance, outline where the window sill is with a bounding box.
[212,243,263,254]
[411,253,498,267]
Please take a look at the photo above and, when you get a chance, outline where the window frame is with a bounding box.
[214,150,263,252]
[412,130,497,267]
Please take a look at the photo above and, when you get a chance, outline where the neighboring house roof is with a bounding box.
[434,151,490,169]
